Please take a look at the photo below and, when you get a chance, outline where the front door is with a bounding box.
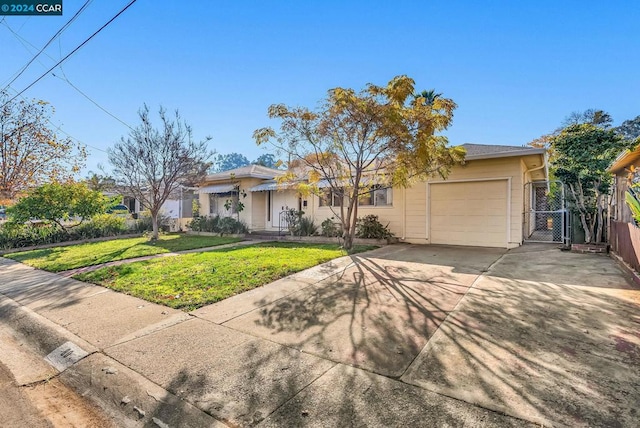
[270,191,291,229]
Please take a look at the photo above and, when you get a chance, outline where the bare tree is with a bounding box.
[109,105,213,240]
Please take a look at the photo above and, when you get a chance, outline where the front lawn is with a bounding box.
[5,235,242,272]
[74,242,375,310]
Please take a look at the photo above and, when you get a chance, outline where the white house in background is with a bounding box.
[120,187,197,230]
[195,144,548,248]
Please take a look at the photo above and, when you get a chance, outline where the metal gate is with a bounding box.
[523,181,569,245]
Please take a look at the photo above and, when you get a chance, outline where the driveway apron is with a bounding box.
[401,244,640,427]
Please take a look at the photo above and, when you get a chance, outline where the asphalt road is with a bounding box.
[0,359,52,428]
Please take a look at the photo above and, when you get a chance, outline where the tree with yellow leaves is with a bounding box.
[254,75,465,249]
[0,91,86,205]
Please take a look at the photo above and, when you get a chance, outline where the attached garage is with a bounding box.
[429,179,509,247]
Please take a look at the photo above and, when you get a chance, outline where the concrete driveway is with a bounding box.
[402,244,640,427]
[211,244,506,378]
[174,243,640,426]
[2,243,639,427]
[196,243,639,426]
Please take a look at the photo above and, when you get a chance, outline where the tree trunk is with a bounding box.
[345,197,359,251]
[595,193,604,244]
[580,212,592,243]
[569,182,594,243]
[343,229,354,250]
[151,210,159,240]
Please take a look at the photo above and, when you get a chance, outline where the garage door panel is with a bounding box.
[429,181,507,247]
[431,201,466,214]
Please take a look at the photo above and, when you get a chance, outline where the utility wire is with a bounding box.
[1,19,134,130]
[1,20,57,86]
[1,0,137,109]
[2,0,93,91]
[52,72,133,130]
[5,85,109,154]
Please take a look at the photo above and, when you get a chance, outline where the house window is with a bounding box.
[209,194,218,214]
[209,190,240,216]
[359,185,393,206]
[320,189,343,207]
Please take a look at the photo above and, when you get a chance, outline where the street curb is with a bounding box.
[60,353,226,428]
[0,293,98,359]
[0,293,227,427]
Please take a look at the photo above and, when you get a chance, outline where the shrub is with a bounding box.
[8,182,108,230]
[0,214,129,250]
[131,210,171,233]
[321,217,341,237]
[355,215,393,239]
[218,216,248,235]
[297,217,318,236]
[626,188,640,226]
[188,215,220,232]
[75,214,127,239]
[0,222,66,249]
[283,209,303,236]
[187,215,246,235]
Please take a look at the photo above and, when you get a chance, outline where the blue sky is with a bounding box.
[1,1,638,175]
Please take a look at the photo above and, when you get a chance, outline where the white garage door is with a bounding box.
[429,180,508,247]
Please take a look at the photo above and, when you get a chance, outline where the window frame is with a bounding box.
[358,185,393,207]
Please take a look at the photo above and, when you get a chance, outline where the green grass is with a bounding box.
[5,234,243,272]
[74,242,375,310]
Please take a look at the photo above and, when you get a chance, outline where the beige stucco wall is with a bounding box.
[196,155,543,248]
[310,156,531,248]
[196,177,265,228]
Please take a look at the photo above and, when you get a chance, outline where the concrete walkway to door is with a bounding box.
[1,243,638,427]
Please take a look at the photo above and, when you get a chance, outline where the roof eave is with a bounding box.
[464,148,546,161]
[203,172,282,181]
[609,146,640,174]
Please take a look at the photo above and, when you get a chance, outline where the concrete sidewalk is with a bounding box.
[1,244,638,427]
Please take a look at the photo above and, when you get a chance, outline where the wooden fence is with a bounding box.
[610,221,640,273]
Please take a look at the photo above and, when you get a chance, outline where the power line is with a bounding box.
[4,85,109,154]
[2,0,93,91]
[49,120,109,154]
[1,0,137,109]
[0,20,56,86]
[1,19,134,131]
[52,71,133,130]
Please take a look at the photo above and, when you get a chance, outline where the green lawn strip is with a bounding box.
[74,242,376,310]
[5,235,243,272]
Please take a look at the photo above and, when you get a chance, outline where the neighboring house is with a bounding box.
[119,187,197,231]
[197,165,283,230]
[196,144,548,248]
[609,144,640,272]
